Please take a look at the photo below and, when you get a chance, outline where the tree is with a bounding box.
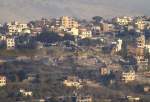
[92,16,103,25]
[37,31,62,43]
[121,40,128,58]
[63,34,75,41]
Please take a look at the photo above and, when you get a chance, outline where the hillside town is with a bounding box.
[0,16,150,102]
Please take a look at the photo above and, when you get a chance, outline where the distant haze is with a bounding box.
[0,0,149,22]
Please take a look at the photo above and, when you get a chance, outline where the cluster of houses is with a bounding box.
[0,16,149,50]
[0,16,150,101]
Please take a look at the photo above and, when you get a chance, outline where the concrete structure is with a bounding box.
[72,95,93,102]
[67,28,79,36]
[136,34,145,48]
[6,21,29,35]
[0,75,6,87]
[6,37,15,49]
[144,86,150,93]
[63,76,83,88]
[134,19,145,30]
[100,67,110,76]
[122,71,136,83]
[59,16,79,29]
[116,39,122,52]
[113,16,132,25]
[135,34,146,64]
[92,26,101,35]
[77,96,92,102]
[19,89,33,97]
[100,23,114,32]
[0,35,6,41]
[145,44,150,53]
[126,96,140,102]
[79,28,92,39]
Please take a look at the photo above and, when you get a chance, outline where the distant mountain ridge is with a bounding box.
[0,0,149,23]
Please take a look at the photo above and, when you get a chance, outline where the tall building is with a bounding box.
[116,39,123,52]
[100,23,114,32]
[135,34,146,64]
[67,28,79,36]
[134,19,145,30]
[0,75,6,87]
[59,16,79,29]
[136,34,145,48]
[122,71,136,83]
[6,37,15,49]
[79,28,92,39]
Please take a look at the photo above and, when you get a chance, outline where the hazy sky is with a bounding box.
[0,0,149,22]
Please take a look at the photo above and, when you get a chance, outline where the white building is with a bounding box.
[6,21,30,35]
[122,71,136,83]
[19,89,33,97]
[136,34,145,48]
[0,75,6,87]
[67,28,79,36]
[77,96,93,102]
[79,28,92,39]
[57,16,79,29]
[116,39,123,52]
[0,35,6,41]
[6,37,15,49]
[113,16,132,25]
[134,19,145,30]
[63,76,83,88]
[145,45,150,53]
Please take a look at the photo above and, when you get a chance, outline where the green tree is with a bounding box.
[37,31,62,43]
[121,40,128,58]
[92,16,103,25]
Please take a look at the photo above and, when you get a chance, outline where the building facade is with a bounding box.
[79,28,92,39]
[59,16,79,29]
[113,16,132,26]
[6,21,29,35]
[122,71,136,83]
[6,37,15,49]
[0,75,6,87]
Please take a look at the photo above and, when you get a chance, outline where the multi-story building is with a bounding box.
[79,28,92,39]
[99,67,110,76]
[5,21,29,35]
[135,34,147,64]
[100,23,114,32]
[0,35,6,41]
[67,28,79,36]
[116,39,123,52]
[91,25,101,35]
[58,16,79,29]
[136,34,145,48]
[6,37,15,49]
[0,75,6,87]
[134,19,145,30]
[145,44,150,53]
[122,71,136,83]
[63,76,83,88]
[113,16,132,26]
